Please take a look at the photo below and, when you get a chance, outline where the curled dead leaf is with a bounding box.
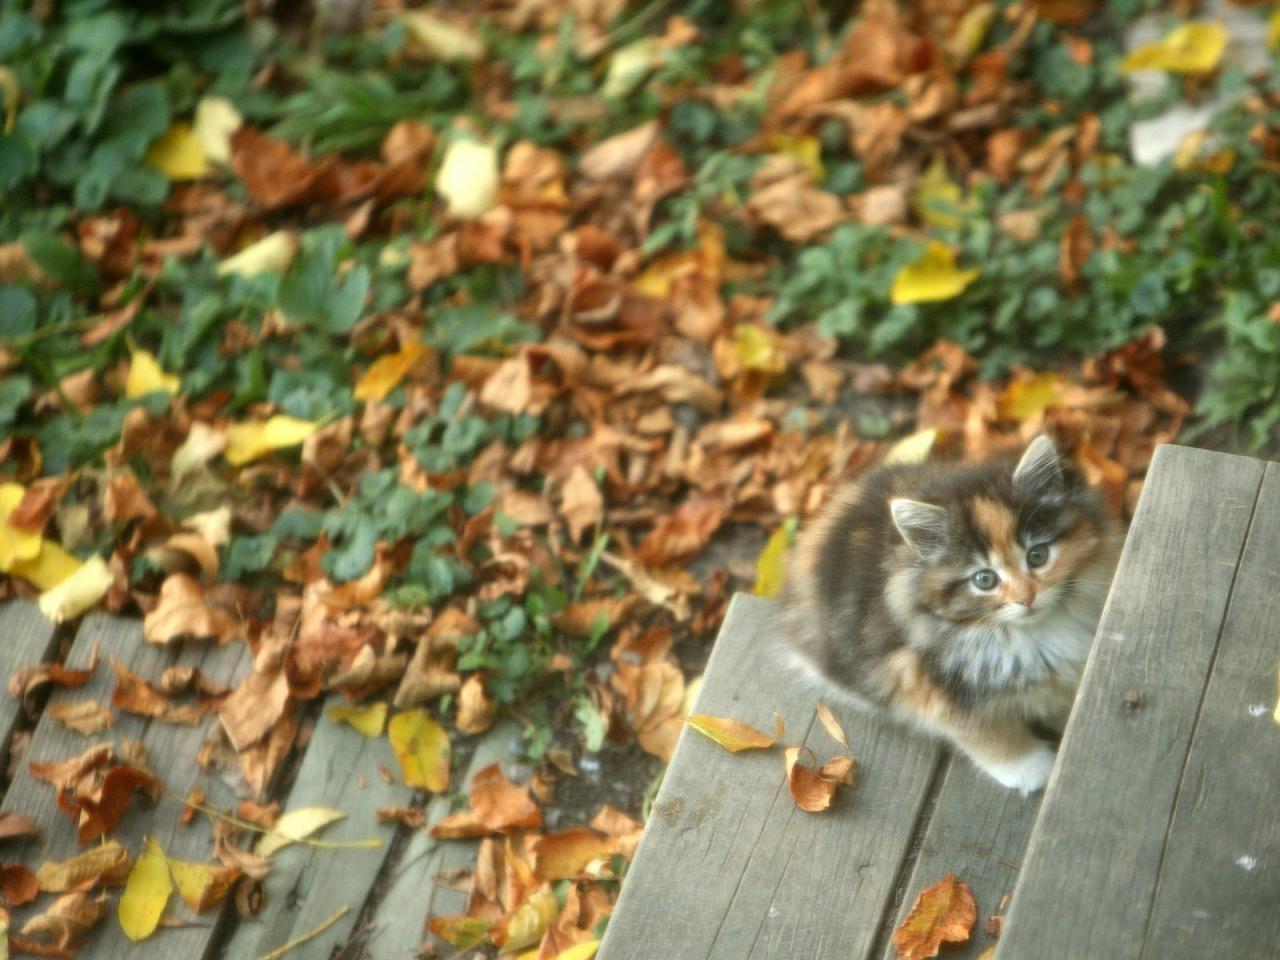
[892,873,977,960]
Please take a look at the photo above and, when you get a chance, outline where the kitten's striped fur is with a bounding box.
[780,436,1120,794]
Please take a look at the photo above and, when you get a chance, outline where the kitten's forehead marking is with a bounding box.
[971,497,1017,557]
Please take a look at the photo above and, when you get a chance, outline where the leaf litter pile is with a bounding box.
[3,0,1276,954]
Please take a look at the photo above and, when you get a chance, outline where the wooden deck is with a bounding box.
[0,610,520,959]
[0,444,1275,958]
[600,444,1280,960]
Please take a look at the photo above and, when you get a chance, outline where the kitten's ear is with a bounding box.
[890,498,949,556]
[1013,435,1063,494]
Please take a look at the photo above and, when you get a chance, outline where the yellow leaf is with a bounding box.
[436,138,499,219]
[552,942,601,960]
[12,539,83,590]
[166,857,238,912]
[125,348,180,399]
[687,713,783,752]
[401,12,485,61]
[1121,22,1227,75]
[734,324,786,376]
[766,133,824,183]
[890,242,979,305]
[224,415,319,466]
[0,66,19,133]
[354,340,428,403]
[753,516,797,598]
[216,230,299,278]
[326,701,388,737]
[37,554,111,623]
[37,841,128,892]
[1270,9,1280,51]
[0,483,41,571]
[193,96,242,165]
[948,3,996,61]
[883,428,938,466]
[998,372,1064,422]
[144,122,209,181]
[388,709,450,792]
[119,838,172,942]
[504,887,558,951]
[258,806,346,857]
[602,39,661,98]
[912,155,967,229]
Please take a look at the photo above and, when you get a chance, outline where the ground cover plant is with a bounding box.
[0,0,1276,955]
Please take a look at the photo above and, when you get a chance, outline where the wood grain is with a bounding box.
[363,721,524,959]
[996,444,1266,960]
[216,696,414,960]
[1136,460,1280,960]
[598,593,941,960]
[0,601,59,769]
[878,754,1041,960]
[0,614,250,959]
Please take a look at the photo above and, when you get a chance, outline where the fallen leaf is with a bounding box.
[503,886,559,951]
[816,702,848,747]
[883,428,938,465]
[165,857,240,912]
[753,516,796,598]
[429,763,540,838]
[118,838,172,942]
[36,842,130,892]
[111,658,204,725]
[687,714,781,752]
[998,372,1064,422]
[124,348,180,399]
[224,415,319,466]
[325,701,387,737]
[19,891,109,953]
[401,11,485,61]
[48,700,114,735]
[0,863,38,906]
[258,806,345,857]
[634,496,724,566]
[0,812,39,843]
[436,138,499,219]
[144,122,208,180]
[456,674,494,735]
[142,573,236,644]
[0,483,43,570]
[890,242,979,305]
[388,709,450,792]
[428,915,492,949]
[193,96,241,164]
[11,539,83,590]
[1121,21,1226,74]
[784,746,856,813]
[216,231,299,278]
[912,155,968,229]
[532,828,616,880]
[38,555,113,623]
[354,340,428,403]
[892,873,977,960]
[559,465,604,543]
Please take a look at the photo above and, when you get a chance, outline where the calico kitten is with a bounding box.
[780,436,1120,794]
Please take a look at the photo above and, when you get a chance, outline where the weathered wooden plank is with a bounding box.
[1137,460,1280,960]
[0,601,59,773]
[997,445,1265,959]
[598,593,942,960]
[1,615,251,959]
[879,755,1041,960]
[363,721,523,959]
[217,696,415,960]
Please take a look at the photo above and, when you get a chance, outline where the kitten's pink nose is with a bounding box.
[1011,586,1036,608]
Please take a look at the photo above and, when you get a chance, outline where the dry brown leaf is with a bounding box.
[19,891,109,953]
[532,828,616,881]
[36,841,131,892]
[784,746,856,813]
[559,465,604,544]
[111,658,204,725]
[634,496,724,566]
[48,700,114,735]
[429,763,541,839]
[456,674,495,735]
[142,573,237,645]
[815,702,848,747]
[892,873,977,960]
[0,812,39,843]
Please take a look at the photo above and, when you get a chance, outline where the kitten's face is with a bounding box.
[890,437,1110,628]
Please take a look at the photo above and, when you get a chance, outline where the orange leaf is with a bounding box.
[531,828,616,880]
[687,713,782,752]
[784,746,857,813]
[0,863,38,906]
[892,873,977,960]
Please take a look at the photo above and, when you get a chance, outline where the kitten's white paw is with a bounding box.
[981,744,1057,795]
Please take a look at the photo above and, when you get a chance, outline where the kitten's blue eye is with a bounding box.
[1026,544,1050,568]
[972,569,999,590]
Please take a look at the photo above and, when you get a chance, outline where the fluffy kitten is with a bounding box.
[780,436,1120,794]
